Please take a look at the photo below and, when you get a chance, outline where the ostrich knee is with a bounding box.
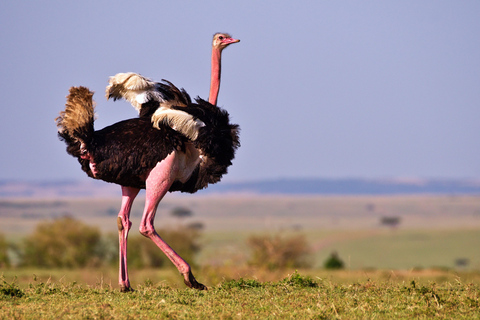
[139,224,155,238]
[118,216,132,232]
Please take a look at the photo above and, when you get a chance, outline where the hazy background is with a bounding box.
[1,1,479,183]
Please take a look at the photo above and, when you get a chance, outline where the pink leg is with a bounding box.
[117,186,140,292]
[139,154,207,290]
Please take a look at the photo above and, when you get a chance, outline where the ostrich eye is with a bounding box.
[218,36,224,40]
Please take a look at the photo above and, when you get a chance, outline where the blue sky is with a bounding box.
[0,1,479,182]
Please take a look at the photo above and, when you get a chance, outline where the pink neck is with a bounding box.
[209,48,222,105]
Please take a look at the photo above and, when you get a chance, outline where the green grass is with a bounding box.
[1,271,480,319]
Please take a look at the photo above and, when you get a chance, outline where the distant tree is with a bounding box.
[21,216,103,268]
[186,222,205,231]
[105,207,118,216]
[380,216,401,229]
[0,233,10,268]
[324,251,344,270]
[171,207,193,219]
[455,258,469,268]
[365,203,375,212]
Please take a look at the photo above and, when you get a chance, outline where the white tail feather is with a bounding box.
[152,107,205,141]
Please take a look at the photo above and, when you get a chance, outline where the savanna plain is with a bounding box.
[1,194,480,319]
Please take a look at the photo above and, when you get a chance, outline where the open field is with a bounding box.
[1,195,479,270]
[2,194,480,234]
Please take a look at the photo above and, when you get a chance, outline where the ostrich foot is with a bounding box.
[183,270,207,290]
[119,284,134,293]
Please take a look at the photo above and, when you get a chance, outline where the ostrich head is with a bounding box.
[212,33,240,51]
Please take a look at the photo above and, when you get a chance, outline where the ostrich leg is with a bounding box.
[117,186,140,292]
[139,153,207,290]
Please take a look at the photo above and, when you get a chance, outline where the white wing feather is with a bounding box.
[106,72,204,140]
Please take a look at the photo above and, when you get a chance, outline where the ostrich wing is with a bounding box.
[106,72,204,140]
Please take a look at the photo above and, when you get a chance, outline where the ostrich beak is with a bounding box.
[225,37,240,44]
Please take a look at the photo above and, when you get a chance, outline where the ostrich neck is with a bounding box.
[208,48,222,105]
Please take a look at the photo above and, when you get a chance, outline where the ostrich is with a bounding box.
[55,33,240,292]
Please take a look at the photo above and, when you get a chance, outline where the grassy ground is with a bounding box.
[1,269,480,319]
[4,266,480,289]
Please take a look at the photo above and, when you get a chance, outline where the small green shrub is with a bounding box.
[0,277,24,298]
[280,271,318,288]
[220,278,263,290]
[247,233,312,270]
[324,251,344,270]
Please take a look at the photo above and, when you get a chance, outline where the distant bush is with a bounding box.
[247,233,312,270]
[21,216,103,268]
[324,251,344,270]
[186,222,205,231]
[0,233,10,268]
